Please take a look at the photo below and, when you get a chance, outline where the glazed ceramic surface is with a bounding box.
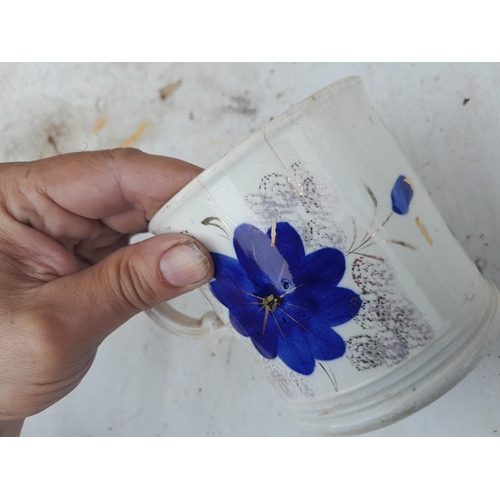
[148,76,500,435]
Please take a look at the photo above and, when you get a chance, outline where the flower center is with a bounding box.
[261,293,282,313]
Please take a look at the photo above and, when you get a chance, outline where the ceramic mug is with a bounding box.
[147,76,500,436]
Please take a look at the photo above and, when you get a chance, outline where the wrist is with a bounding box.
[0,419,24,437]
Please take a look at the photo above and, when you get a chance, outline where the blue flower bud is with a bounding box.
[391,175,414,215]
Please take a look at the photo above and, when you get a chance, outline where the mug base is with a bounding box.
[284,276,500,436]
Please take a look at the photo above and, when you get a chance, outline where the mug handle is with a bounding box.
[146,300,226,338]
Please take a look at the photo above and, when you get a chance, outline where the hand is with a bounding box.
[0,148,214,436]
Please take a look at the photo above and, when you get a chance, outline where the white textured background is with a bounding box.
[1,62,499,436]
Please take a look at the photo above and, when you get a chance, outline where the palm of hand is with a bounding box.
[0,149,206,424]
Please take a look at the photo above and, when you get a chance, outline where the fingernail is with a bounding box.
[160,242,210,287]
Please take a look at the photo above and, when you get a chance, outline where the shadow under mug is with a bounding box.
[147,76,500,436]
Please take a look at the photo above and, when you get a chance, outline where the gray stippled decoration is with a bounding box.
[346,256,433,370]
[245,162,347,251]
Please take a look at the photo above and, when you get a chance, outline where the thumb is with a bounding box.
[37,234,214,345]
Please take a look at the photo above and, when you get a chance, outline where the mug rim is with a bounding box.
[149,75,363,234]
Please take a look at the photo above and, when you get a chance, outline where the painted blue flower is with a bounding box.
[391,175,414,215]
[210,222,362,375]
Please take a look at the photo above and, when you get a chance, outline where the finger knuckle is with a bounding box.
[106,147,143,162]
[114,256,160,312]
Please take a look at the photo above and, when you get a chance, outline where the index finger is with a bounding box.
[33,148,202,221]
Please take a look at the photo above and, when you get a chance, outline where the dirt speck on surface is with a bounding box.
[474,257,486,275]
[122,121,151,147]
[415,217,433,246]
[159,80,182,100]
[44,122,69,156]
[93,114,108,133]
[47,134,59,154]
[225,96,257,116]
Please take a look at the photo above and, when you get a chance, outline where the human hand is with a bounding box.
[0,149,214,436]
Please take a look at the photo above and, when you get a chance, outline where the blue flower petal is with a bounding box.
[210,253,257,310]
[233,224,294,291]
[251,337,278,359]
[391,175,414,215]
[228,311,251,337]
[276,326,315,375]
[315,287,362,327]
[294,247,346,289]
[233,303,281,358]
[250,316,280,359]
[283,285,361,327]
[231,311,270,344]
[211,280,250,311]
[211,253,252,286]
[266,222,305,275]
[306,326,346,361]
[229,303,265,335]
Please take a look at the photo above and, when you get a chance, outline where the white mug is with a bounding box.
[148,76,500,436]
